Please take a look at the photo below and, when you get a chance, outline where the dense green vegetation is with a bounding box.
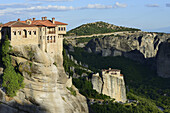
[66,21,141,36]
[63,48,90,77]
[90,92,162,113]
[75,36,103,44]
[73,78,110,99]
[66,46,170,113]
[63,45,111,100]
[0,35,24,97]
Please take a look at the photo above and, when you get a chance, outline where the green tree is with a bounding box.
[1,35,24,97]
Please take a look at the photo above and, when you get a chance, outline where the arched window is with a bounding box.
[13,31,16,35]
[33,31,36,35]
[29,31,31,35]
[18,31,21,35]
[54,36,55,43]
[58,27,60,31]
[23,29,27,38]
[50,36,52,43]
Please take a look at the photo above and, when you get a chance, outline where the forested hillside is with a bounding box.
[66,21,141,36]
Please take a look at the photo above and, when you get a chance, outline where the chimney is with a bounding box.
[52,17,55,24]
[42,17,45,20]
[17,18,20,21]
[26,19,32,25]
[44,16,47,20]
[33,18,35,21]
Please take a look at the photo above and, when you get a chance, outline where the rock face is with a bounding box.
[91,71,127,103]
[85,32,170,62]
[157,40,170,78]
[0,45,89,113]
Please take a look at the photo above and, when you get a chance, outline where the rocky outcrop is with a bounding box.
[91,72,126,103]
[0,45,89,113]
[157,40,170,78]
[85,32,170,62]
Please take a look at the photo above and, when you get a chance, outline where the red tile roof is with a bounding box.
[55,21,68,25]
[3,19,68,27]
[0,24,3,27]
[31,20,56,27]
[3,21,36,27]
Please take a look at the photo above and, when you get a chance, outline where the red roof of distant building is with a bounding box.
[120,74,123,76]
[102,69,120,72]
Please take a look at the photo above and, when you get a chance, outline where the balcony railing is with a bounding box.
[23,35,27,38]
[47,40,53,43]
[48,31,56,34]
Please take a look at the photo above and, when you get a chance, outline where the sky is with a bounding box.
[0,0,170,32]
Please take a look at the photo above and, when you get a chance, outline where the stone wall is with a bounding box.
[10,27,38,46]
[57,25,67,35]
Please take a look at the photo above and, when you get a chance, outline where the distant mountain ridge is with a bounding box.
[66,21,141,36]
[152,26,170,33]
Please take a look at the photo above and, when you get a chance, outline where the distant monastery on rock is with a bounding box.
[0,17,67,57]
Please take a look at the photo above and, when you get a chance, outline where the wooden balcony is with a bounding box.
[23,35,27,38]
[48,31,56,34]
[47,40,53,43]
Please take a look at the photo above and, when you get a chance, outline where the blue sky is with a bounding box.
[0,0,170,32]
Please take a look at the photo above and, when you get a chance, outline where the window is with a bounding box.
[58,27,60,31]
[33,31,36,35]
[61,27,63,31]
[29,31,31,35]
[18,31,21,35]
[63,27,66,31]
[23,29,27,38]
[54,36,55,43]
[50,36,52,40]
[13,31,16,35]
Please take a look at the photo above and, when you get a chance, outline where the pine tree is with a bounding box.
[1,35,24,97]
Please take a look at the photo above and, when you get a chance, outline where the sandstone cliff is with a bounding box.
[0,45,89,113]
[85,32,170,78]
[85,32,170,61]
[91,73,127,103]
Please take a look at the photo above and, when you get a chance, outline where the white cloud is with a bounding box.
[146,4,159,7]
[0,3,42,9]
[0,2,127,17]
[114,2,127,8]
[85,4,113,9]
